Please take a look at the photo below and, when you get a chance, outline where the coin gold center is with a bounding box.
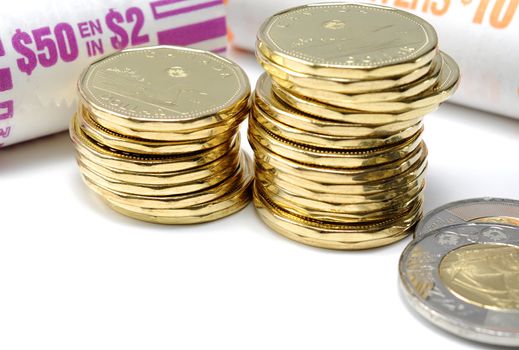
[471,216,519,227]
[439,243,519,310]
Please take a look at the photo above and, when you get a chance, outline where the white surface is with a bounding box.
[1,48,518,350]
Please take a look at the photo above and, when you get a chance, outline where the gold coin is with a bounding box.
[257,3,438,79]
[78,46,250,133]
[70,114,239,173]
[252,103,423,150]
[253,185,423,249]
[248,118,423,168]
[255,157,427,198]
[270,53,442,104]
[260,188,425,224]
[99,156,253,224]
[257,173,425,216]
[76,145,241,186]
[257,74,437,126]
[81,152,251,209]
[78,151,247,197]
[107,193,250,224]
[255,154,427,195]
[78,108,241,155]
[255,180,424,225]
[77,150,241,192]
[81,103,249,142]
[256,49,436,94]
[250,136,427,184]
[255,170,426,210]
[272,52,459,113]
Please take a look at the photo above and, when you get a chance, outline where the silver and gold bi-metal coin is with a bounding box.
[400,223,519,346]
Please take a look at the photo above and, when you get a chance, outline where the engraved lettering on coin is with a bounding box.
[439,243,519,310]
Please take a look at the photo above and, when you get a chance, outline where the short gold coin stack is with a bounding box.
[250,3,460,249]
[71,46,253,224]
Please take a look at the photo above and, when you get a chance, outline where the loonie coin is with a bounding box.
[78,108,241,155]
[79,162,235,197]
[248,119,424,168]
[78,46,250,133]
[269,53,442,104]
[82,152,252,210]
[256,49,436,94]
[257,3,438,79]
[400,223,519,346]
[76,146,241,186]
[271,52,459,113]
[255,159,426,200]
[250,136,427,185]
[269,76,438,125]
[257,174,425,217]
[83,103,250,142]
[101,155,253,224]
[71,46,252,224]
[251,102,423,150]
[71,115,240,174]
[415,197,519,237]
[254,185,423,248]
[250,3,458,249]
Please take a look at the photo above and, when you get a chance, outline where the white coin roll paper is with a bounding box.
[0,0,228,147]
[227,0,519,120]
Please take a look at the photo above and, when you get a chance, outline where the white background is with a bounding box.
[1,48,518,350]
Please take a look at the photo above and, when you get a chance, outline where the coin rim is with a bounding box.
[415,197,519,238]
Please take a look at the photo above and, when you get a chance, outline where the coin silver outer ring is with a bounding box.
[415,197,519,238]
[400,223,519,347]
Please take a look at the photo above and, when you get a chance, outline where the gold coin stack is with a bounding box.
[70,46,253,224]
[250,3,460,249]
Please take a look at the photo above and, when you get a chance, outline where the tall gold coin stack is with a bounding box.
[70,46,253,224]
[250,3,460,249]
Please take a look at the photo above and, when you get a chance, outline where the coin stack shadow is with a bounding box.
[249,3,460,249]
[70,46,253,224]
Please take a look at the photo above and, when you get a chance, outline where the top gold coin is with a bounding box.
[257,3,438,79]
[78,46,250,128]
